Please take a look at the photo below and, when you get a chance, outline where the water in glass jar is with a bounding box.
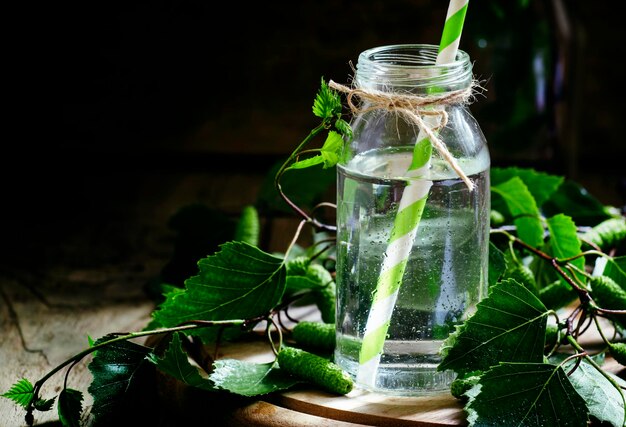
[335,146,490,395]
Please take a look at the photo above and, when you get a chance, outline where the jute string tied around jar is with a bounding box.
[328,79,480,191]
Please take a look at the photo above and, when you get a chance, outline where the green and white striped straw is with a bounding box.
[356,0,470,388]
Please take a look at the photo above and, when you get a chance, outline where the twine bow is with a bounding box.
[329,80,477,191]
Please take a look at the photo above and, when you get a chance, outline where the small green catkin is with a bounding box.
[590,275,626,329]
[450,374,480,400]
[292,321,335,352]
[609,342,626,366]
[233,205,260,247]
[286,256,311,276]
[314,280,336,324]
[506,264,538,296]
[589,275,626,311]
[539,280,577,310]
[277,346,353,395]
[545,324,559,348]
[490,210,505,227]
[581,217,626,251]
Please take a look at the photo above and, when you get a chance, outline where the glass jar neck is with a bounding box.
[354,44,473,94]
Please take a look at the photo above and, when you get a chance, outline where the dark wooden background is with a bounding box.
[2,1,625,425]
[4,0,626,264]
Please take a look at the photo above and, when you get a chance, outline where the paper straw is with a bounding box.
[356,0,470,388]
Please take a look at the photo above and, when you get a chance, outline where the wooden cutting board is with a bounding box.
[210,306,623,427]
[217,346,623,427]
[221,390,464,426]
[212,332,464,427]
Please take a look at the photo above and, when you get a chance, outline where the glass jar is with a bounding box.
[334,44,490,395]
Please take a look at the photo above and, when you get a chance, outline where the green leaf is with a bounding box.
[210,359,302,396]
[87,335,154,423]
[546,214,585,285]
[319,131,343,168]
[233,205,260,247]
[148,332,216,391]
[492,177,544,248]
[57,388,83,427]
[1,378,34,408]
[465,363,589,427]
[288,131,344,171]
[334,118,353,141]
[491,166,564,207]
[156,203,237,291]
[542,179,615,226]
[488,241,506,288]
[438,279,549,374]
[287,153,325,170]
[34,397,56,411]
[312,78,341,120]
[563,358,626,427]
[152,241,286,342]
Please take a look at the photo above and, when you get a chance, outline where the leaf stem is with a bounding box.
[274,121,336,232]
[27,320,244,419]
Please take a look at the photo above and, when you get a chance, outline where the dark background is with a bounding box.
[3,0,625,274]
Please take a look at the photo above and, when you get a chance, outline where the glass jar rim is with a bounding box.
[358,43,469,69]
[355,44,472,90]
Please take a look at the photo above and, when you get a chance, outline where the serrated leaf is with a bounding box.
[562,358,626,427]
[334,118,352,141]
[439,279,549,374]
[58,388,83,427]
[152,241,286,342]
[488,241,506,287]
[312,78,341,120]
[87,335,153,422]
[288,131,344,171]
[158,203,237,288]
[491,167,564,207]
[34,397,56,411]
[234,205,260,247]
[319,131,343,168]
[210,359,302,396]
[492,177,544,248]
[465,363,588,427]
[546,214,585,286]
[148,332,216,391]
[287,153,325,170]
[1,378,34,408]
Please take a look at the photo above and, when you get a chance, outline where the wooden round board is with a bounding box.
[214,333,466,426]
[270,388,465,426]
[194,307,624,427]
[209,306,623,427]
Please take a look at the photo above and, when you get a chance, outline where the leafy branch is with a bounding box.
[273,77,350,234]
[3,79,626,427]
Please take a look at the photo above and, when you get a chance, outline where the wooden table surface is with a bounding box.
[2,261,624,427]
[1,168,624,426]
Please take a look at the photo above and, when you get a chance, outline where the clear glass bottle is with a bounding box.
[334,44,490,395]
